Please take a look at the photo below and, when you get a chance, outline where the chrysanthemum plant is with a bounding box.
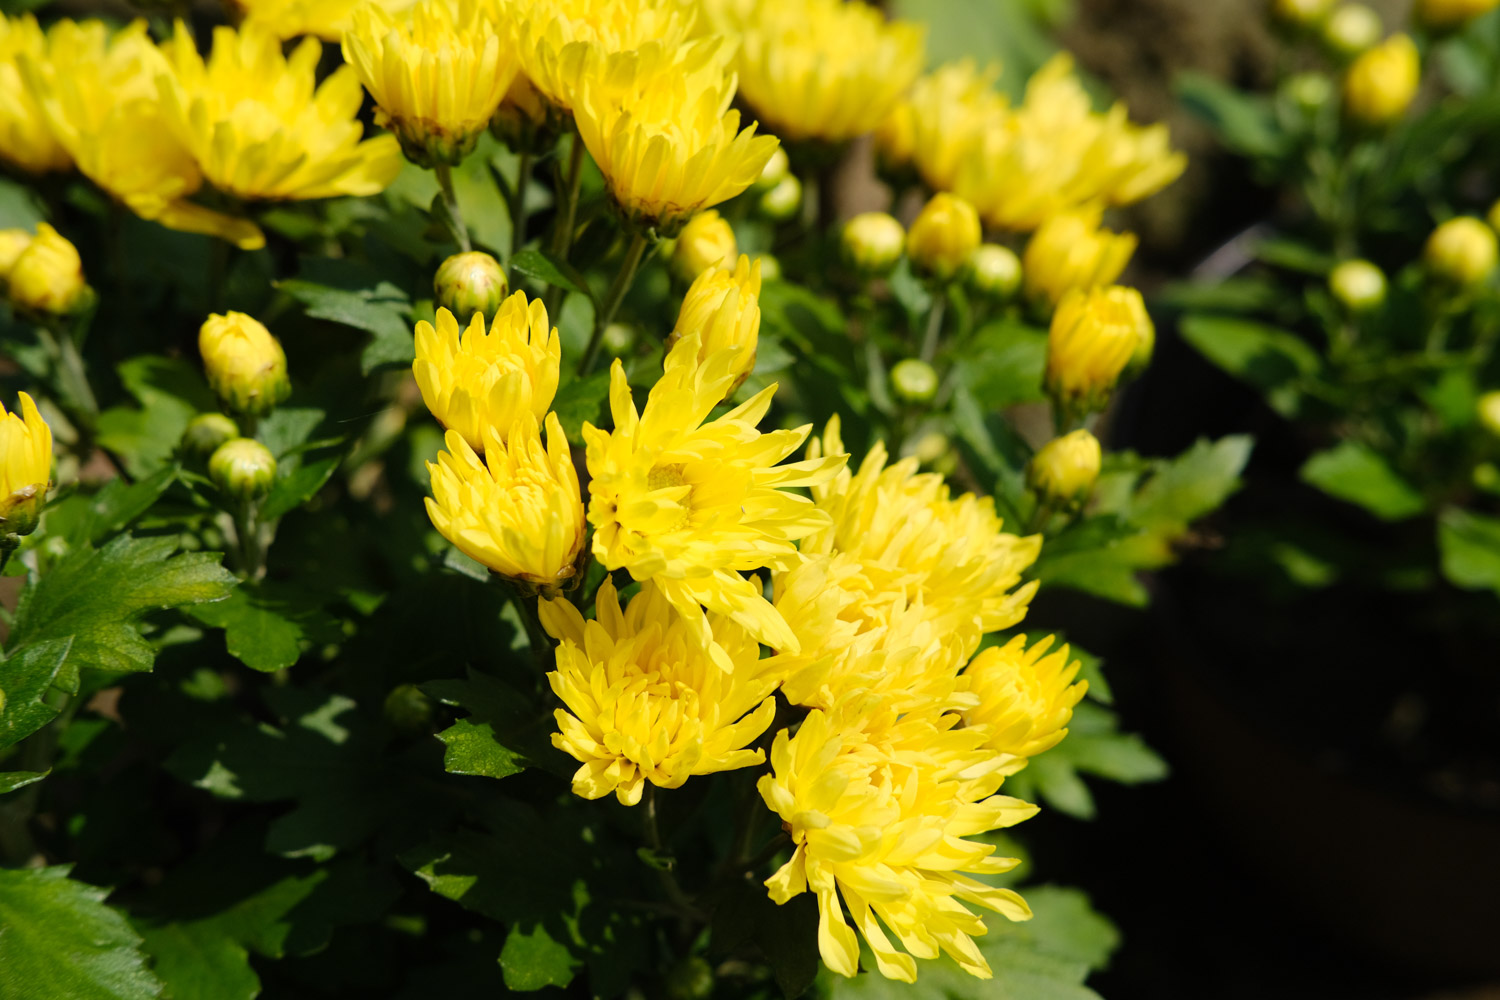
[0,1,1242,997]
[1174,1,1500,620]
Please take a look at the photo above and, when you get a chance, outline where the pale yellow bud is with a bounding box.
[1478,391,1500,438]
[199,312,291,417]
[667,255,762,391]
[1282,72,1335,114]
[1425,217,1498,287]
[434,251,509,326]
[1416,0,1500,31]
[1028,429,1102,507]
[907,193,981,281]
[1272,0,1336,28]
[1343,34,1420,126]
[841,212,905,276]
[181,412,240,457]
[1328,259,1387,312]
[756,147,790,190]
[1023,210,1137,307]
[671,210,738,284]
[7,223,90,316]
[209,438,277,500]
[758,174,802,222]
[1046,285,1153,415]
[890,358,938,403]
[966,244,1022,300]
[1323,4,1383,56]
[0,230,33,279]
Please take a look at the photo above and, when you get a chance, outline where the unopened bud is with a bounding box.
[602,323,636,357]
[907,193,981,282]
[1046,285,1153,416]
[384,683,435,734]
[1328,259,1387,312]
[0,392,52,540]
[758,174,802,222]
[1343,34,1419,125]
[664,957,714,1000]
[913,431,950,467]
[966,244,1022,300]
[1282,72,1334,114]
[756,147,790,190]
[841,212,905,277]
[756,254,782,282]
[209,438,277,500]
[182,412,241,456]
[7,223,91,316]
[434,251,509,326]
[890,358,939,404]
[1323,4,1383,56]
[1475,462,1500,493]
[671,210,737,284]
[1028,429,1102,508]
[199,312,291,417]
[1479,390,1500,438]
[1273,0,1336,28]
[1425,217,1498,288]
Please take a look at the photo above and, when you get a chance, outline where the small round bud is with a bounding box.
[1323,4,1383,57]
[434,251,509,326]
[1479,390,1500,438]
[1475,462,1500,493]
[1028,429,1103,508]
[664,957,714,1000]
[1328,259,1387,312]
[602,322,636,357]
[1281,72,1335,115]
[7,223,91,316]
[671,210,737,284]
[1273,0,1336,28]
[182,412,241,457]
[1047,286,1154,416]
[209,438,278,500]
[0,229,33,279]
[384,683,435,734]
[1415,0,1500,32]
[907,193,982,282]
[1342,34,1419,126]
[199,312,291,417]
[756,147,790,190]
[756,254,782,282]
[890,358,939,404]
[758,174,802,222]
[913,431,950,466]
[841,212,905,277]
[966,244,1022,300]
[1425,217,1498,288]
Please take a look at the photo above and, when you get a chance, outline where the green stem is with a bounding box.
[232,498,266,581]
[511,150,532,257]
[645,785,702,921]
[0,697,78,866]
[503,580,552,668]
[544,136,587,316]
[38,322,98,434]
[578,231,649,376]
[434,161,471,252]
[920,292,948,363]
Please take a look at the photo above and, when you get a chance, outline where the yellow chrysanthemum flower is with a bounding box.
[759,708,1037,982]
[21,20,264,250]
[6,223,90,317]
[711,0,925,143]
[540,577,780,806]
[510,0,699,113]
[158,22,402,203]
[199,312,291,417]
[882,59,1008,194]
[0,14,71,175]
[962,634,1087,769]
[1023,207,1138,307]
[573,38,779,233]
[426,412,587,592]
[413,294,561,453]
[666,254,762,390]
[0,392,53,538]
[1045,285,1152,414]
[585,333,844,669]
[0,229,30,277]
[803,415,1041,641]
[230,0,416,41]
[343,0,519,167]
[953,55,1186,232]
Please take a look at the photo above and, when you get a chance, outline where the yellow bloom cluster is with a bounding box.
[0,15,69,175]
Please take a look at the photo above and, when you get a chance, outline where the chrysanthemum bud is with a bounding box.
[671,210,738,284]
[668,255,762,392]
[912,431,950,467]
[0,229,33,279]
[665,957,715,1000]
[966,243,1023,300]
[181,412,241,457]
[434,251,509,326]
[1329,259,1387,312]
[1273,0,1336,28]
[0,393,53,540]
[907,193,981,282]
[383,683,435,734]
[1046,285,1153,415]
[1023,209,1137,307]
[841,212,905,276]
[199,312,291,418]
[890,358,939,404]
[1415,0,1500,31]
[209,438,278,500]
[1478,390,1500,438]
[1476,462,1500,492]
[1282,72,1335,114]
[756,254,782,282]
[1343,34,1420,125]
[602,323,636,357]
[758,174,802,222]
[1425,217,1498,287]
[1323,4,1383,56]
[756,147,790,190]
[1028,429,1102,508]
[7,223,91,316]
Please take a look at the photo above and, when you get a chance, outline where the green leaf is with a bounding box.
[1176,71,1284,158]
[0,638,72,751]
[186,583,337,673]
[1254,237,1335,276]
[134,920,259,1000]
[43,465,179,546]
[1131,436,1254,530]
[0,174,47,229]
[1438,507,1500,597]
[551,371,611,445]
[1179,314,1321,416]
[0,865,164,1000]
[1020,886,1121,972]
[260,455,339,521]
[95,357,215,478]
[1300,441,1426,521]
[424,668,570,779]
[509,249,594,302]
[277,260,413,374]
[500,923,579,991]
[1027,751,1096,819]
[7,535,236,686]
[0,769,49,794]
[958,319,1049,407]
[436,717,527,780]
